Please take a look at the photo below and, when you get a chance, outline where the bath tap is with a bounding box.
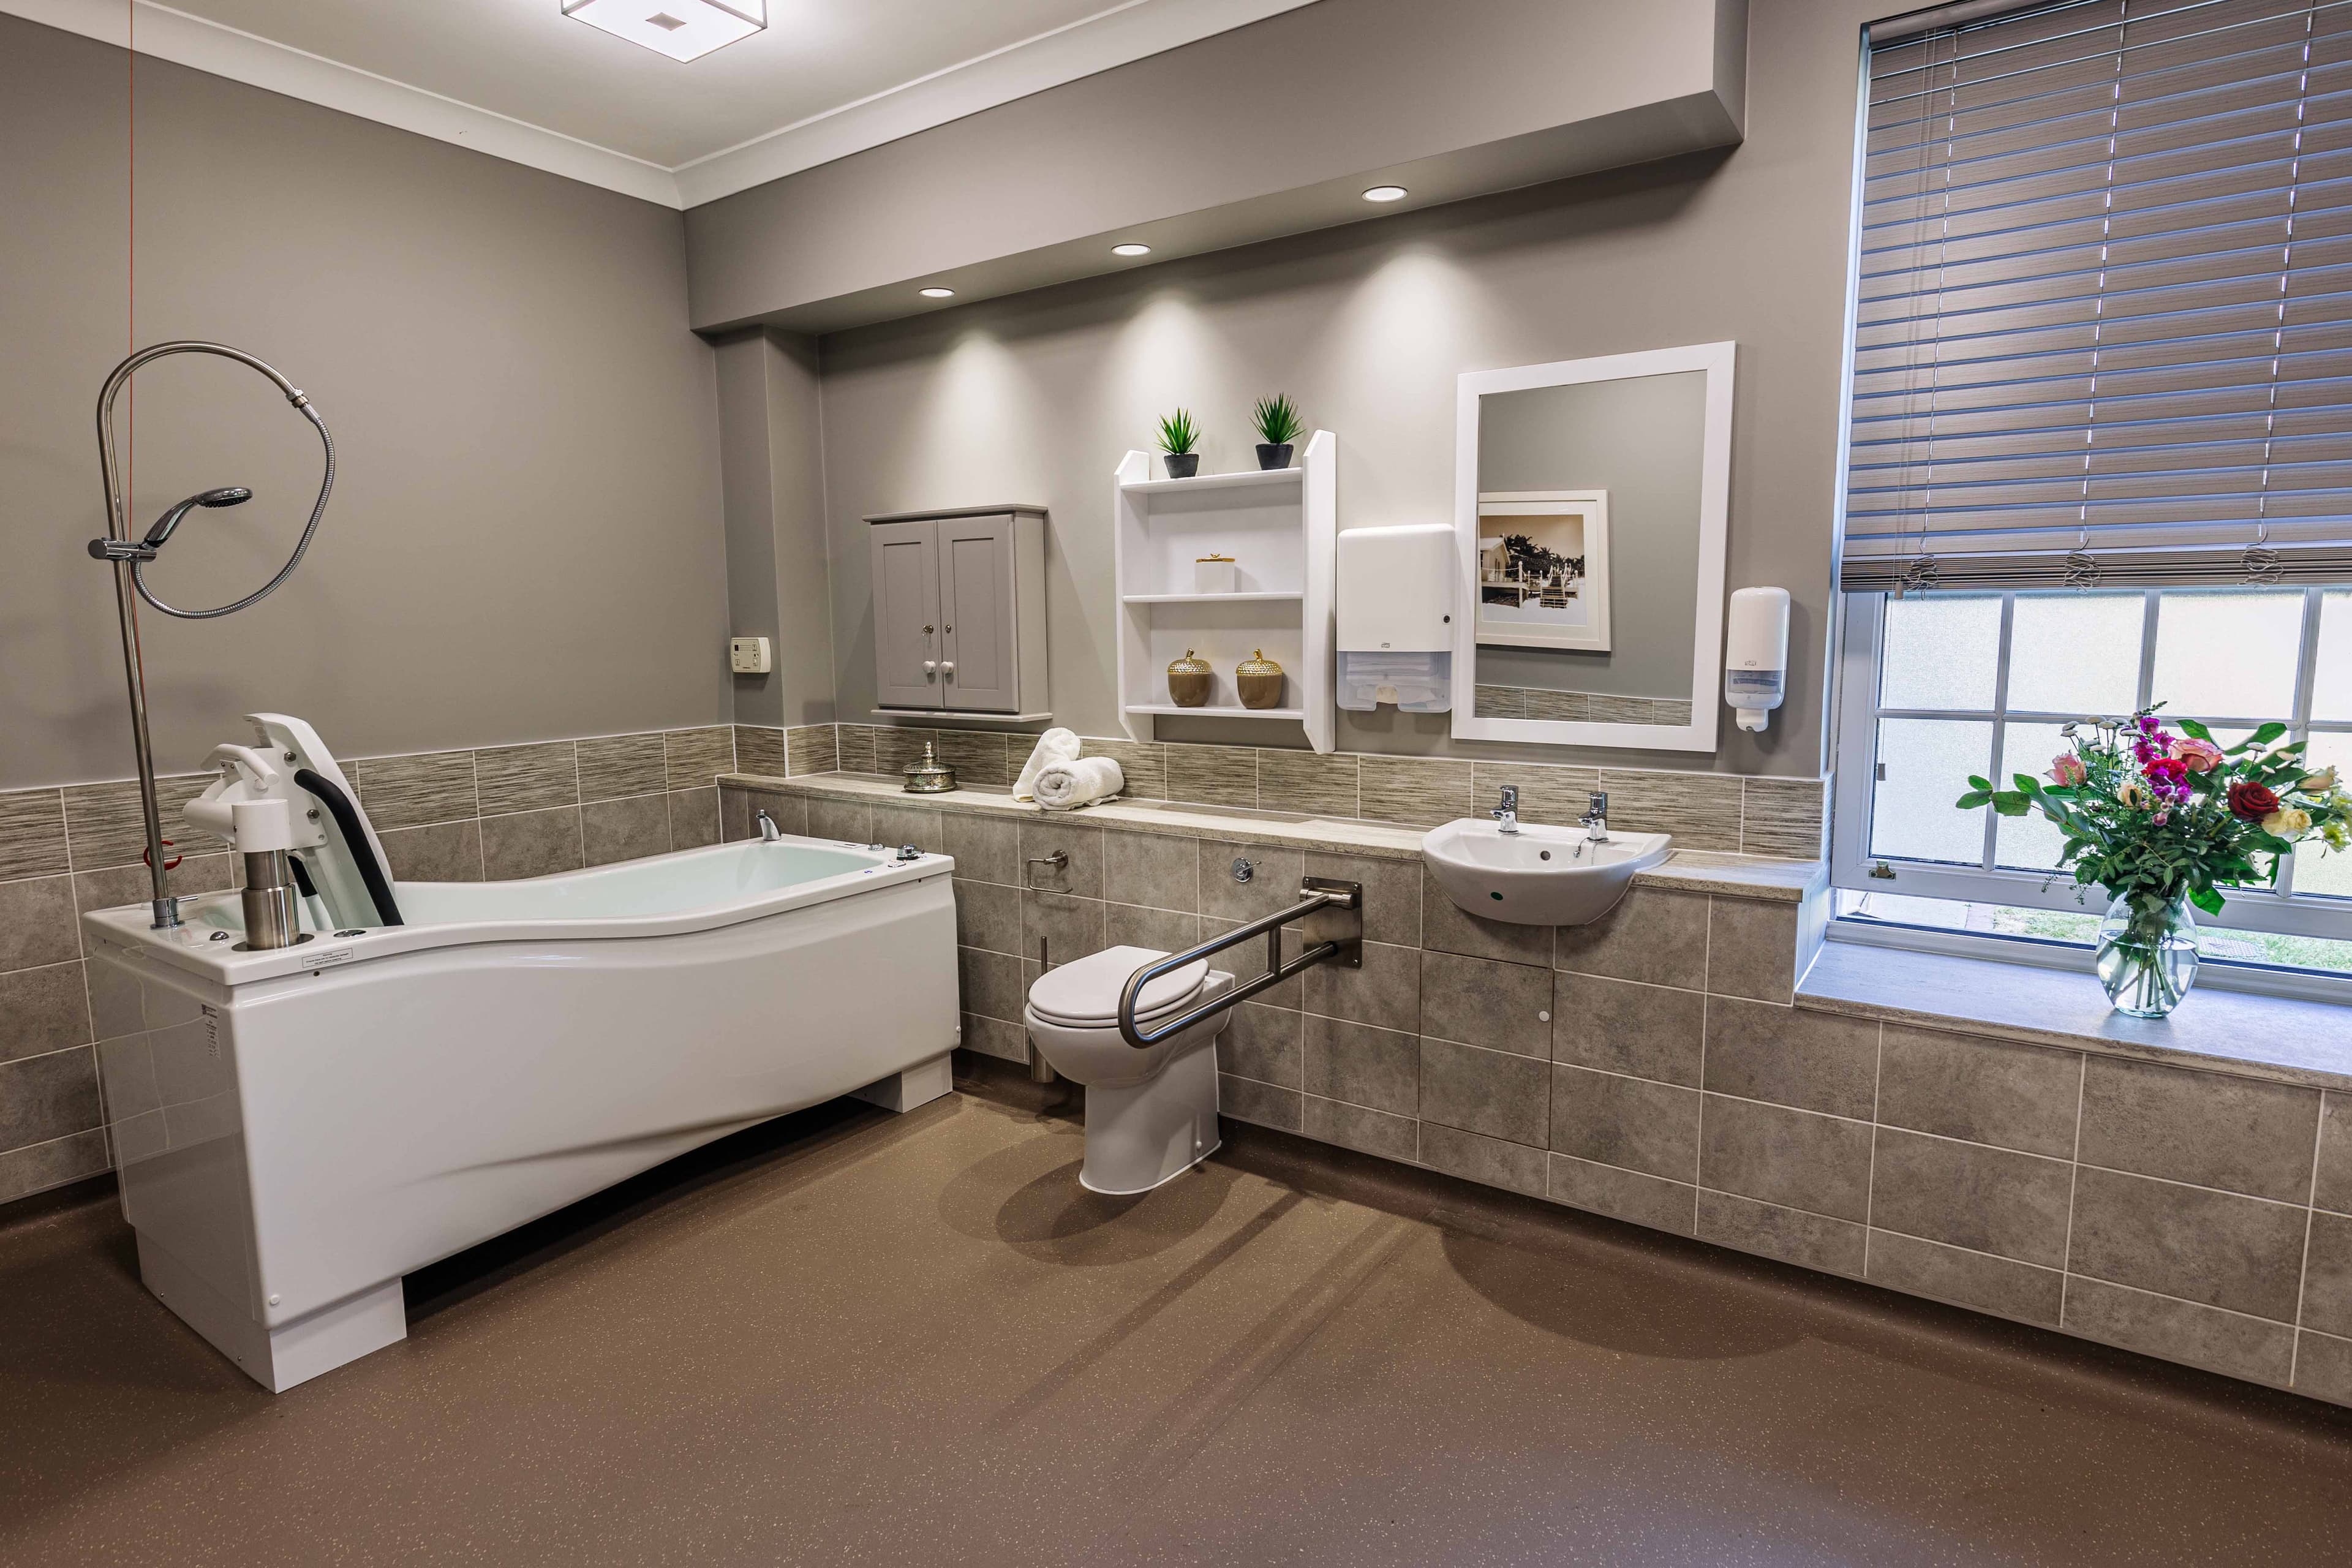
[756,809,782,843]
[1491,785,1520,835]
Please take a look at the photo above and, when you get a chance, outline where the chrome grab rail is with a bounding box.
[1116,877,1362,1049]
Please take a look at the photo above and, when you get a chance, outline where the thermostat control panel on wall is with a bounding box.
[729,636,772,674]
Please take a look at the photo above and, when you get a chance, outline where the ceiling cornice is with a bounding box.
[0,0,1319,211]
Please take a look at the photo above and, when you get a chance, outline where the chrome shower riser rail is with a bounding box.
[1116,877,1362,1049]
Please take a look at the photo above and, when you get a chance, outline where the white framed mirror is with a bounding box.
[1450,341,1733,753]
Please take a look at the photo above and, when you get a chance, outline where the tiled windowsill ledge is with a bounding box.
[720,771,1826,904]
[1801,941,2352,1094]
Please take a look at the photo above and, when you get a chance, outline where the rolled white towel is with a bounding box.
[1033,755,1125,812]
[1012,727,1083,802]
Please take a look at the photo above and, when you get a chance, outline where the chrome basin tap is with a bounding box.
[1580,791,1610,844]
[1491,785,1520,835]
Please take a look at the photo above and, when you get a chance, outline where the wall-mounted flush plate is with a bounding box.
[729,636,772,674]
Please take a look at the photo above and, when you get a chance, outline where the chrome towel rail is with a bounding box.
[1116,877,1362,1049]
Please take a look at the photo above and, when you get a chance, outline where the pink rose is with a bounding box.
[2049,753,2088,788]
[2170,737,2225,773]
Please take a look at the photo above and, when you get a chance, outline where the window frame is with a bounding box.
[1829,584,2352,946]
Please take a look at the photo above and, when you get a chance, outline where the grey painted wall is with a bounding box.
[810,0,1872,779]
[715,330,835,728]
[1,15,730,790]
[1474,373,1707,701]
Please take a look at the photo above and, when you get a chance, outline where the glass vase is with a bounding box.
[2094,891,2199,1019]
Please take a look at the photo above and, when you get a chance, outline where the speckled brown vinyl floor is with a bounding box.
[4,1058,2351,1566]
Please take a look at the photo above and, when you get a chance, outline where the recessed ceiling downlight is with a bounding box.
[560,0,766,63]
[1362,185,1409,203]
[1112,243,1152,257]
[919,287,956,298]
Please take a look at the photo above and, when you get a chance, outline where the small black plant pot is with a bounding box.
[1163,452,1200,479]
[1256,443,1294,470]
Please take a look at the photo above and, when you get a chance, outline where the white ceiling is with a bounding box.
[6,0,1317,207]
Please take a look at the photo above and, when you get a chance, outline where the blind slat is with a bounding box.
[1840,0,2352,589]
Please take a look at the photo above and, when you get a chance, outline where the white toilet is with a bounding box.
[1023,944,1234,1195]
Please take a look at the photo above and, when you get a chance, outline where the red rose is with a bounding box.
[2228,781,2280,821]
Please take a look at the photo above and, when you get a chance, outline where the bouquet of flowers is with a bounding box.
[1958,709,2350,1014]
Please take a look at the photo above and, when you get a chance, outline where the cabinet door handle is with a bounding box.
[940,661,956,677]
[923,660,937,674]
[923,624,934,635]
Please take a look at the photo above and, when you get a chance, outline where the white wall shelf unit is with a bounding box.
[1114,432,1335,753]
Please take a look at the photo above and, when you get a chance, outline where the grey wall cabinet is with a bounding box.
[866,505,1049,717]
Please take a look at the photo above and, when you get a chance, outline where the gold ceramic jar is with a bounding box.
[1166,649,1213,708]
[1236,648,1286,710]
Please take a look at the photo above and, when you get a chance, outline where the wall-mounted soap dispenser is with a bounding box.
[1336,523,1454,712]
[1725,586,1790,732]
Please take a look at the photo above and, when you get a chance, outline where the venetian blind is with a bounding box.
[1842,0,2352,590]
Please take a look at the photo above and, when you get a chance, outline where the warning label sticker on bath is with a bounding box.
[310,948,358,969]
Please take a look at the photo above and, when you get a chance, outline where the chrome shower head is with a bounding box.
[141,486,253,550]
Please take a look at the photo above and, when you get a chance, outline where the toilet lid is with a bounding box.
[1028,944,1210,1026]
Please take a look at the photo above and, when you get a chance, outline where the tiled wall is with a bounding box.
[718,779,2352,1411]
[0,722,777,1206]
[1474,684,1695,727]
[807,724,1828,860]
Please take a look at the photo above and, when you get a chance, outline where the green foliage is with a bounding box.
[1155,407,1200,455]
[1251,394,1303,447]
[1952,707,2351,918]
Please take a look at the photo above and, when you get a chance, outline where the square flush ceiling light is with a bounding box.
[562,0,765,62]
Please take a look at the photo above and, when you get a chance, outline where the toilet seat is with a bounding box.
[1027,946,1207,1028]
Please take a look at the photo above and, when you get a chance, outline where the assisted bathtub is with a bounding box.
[82,834,960,1392]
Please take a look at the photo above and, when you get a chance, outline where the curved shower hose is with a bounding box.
[91,341,337,927]
[95,341,337,619]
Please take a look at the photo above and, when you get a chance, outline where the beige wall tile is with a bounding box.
[1,963,91,1064]
[1600,768,1741,853]
[807,797,872,843]
[0,791,70,880]
[352,753,478,832]
[1078,737,1166,801]
[668,789,722,850]
[957,946,1027,1023]
[1104,831,1199,912]
[1473,684,1525,718]
[1218,1003,1303,1089]
[1256,748,1360,818]
[1199,841,1306,923]
[1220,1074,1302,1133]
[953,880,1022,956]
[961,1013,1030,1064]
[474,742,578,816]
[1164,744,1256,809]
[0,1046,101,1150]
[1741,777,1826,859]
[1588,695,1655,725]
[1105,903,1201,952]
[1023,891,1105,965]
[943,814,1021,887]
[2321,1092,2352,1216]
[733,725,788,777]
[1419,1036,1548,1147]
[1020,821,1105,899]
[1528,689,1596,722]
[577,734,668,802]
[663,726,736,791]
[2301,1210,2352,1339]
[784,725,838,777]
[62,774,212,869]
[1305,852,1421,947]
[0,876,79,972]
[836,725,880,775]
[869,802,944,854]
[2294,1328,2352,1406]
[1358,756,1474,828]
[1420,950,1552,1056]
[1420,868,1553,966]
[0,1128,108,1205]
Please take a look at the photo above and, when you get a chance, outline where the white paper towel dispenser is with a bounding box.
[1336,523,1453,712]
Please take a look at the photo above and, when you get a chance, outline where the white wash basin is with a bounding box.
[1420,819,1672,926]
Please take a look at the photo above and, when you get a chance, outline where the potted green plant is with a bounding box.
[1252,394,1303,469]
[1957,709,2350,1017]
[1156,409,1200,478]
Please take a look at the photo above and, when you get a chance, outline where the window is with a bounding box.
[1833,586,2352,965]
[1830,0,2352,988]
